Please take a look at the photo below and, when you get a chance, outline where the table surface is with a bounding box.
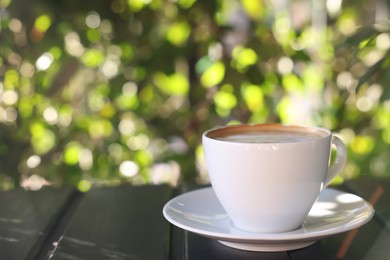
[0,176,388,260]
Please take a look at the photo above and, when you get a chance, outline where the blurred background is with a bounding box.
[0,0,389,191]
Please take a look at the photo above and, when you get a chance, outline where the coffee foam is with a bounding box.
[214,132,319,143]
[207,124,327,144]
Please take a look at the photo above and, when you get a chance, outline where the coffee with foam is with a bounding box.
[215,132,321,143]
[207,124,326,144]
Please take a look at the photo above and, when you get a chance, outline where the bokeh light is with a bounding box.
[0,0,388,190]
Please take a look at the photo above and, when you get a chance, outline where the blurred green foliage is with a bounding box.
[0,0,389,190]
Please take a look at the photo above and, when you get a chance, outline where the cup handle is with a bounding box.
[324,136,347,187]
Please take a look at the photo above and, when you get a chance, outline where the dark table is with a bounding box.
[0,176,388,260]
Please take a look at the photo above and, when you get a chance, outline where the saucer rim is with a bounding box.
[163,187,375,244]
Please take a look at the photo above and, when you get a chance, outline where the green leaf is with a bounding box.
[64,142,82,165]
[30,122,56,154]
[34,14,52,33]
[154,72,189,96]
[231,45,258,72]
[195,56,213,75]
[81,49,105,68]
[200,62,225,88]
[214,87,237,110]
[242,84,264,112]
[166,21,191,46]
[282,74,304,93]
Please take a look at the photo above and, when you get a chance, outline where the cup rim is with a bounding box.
[203,123,331,144]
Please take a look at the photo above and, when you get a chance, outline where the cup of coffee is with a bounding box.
[202,123,347,233]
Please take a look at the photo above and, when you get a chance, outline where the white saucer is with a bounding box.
[163,187,374,252]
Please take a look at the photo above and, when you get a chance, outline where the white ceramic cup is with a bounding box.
[202,123,347,233]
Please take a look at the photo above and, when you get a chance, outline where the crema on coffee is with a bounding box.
[214,132,321,143]
[207,124,326,144]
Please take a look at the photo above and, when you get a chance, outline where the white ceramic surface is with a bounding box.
[202,124,347,233]
[163,187,374,252]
